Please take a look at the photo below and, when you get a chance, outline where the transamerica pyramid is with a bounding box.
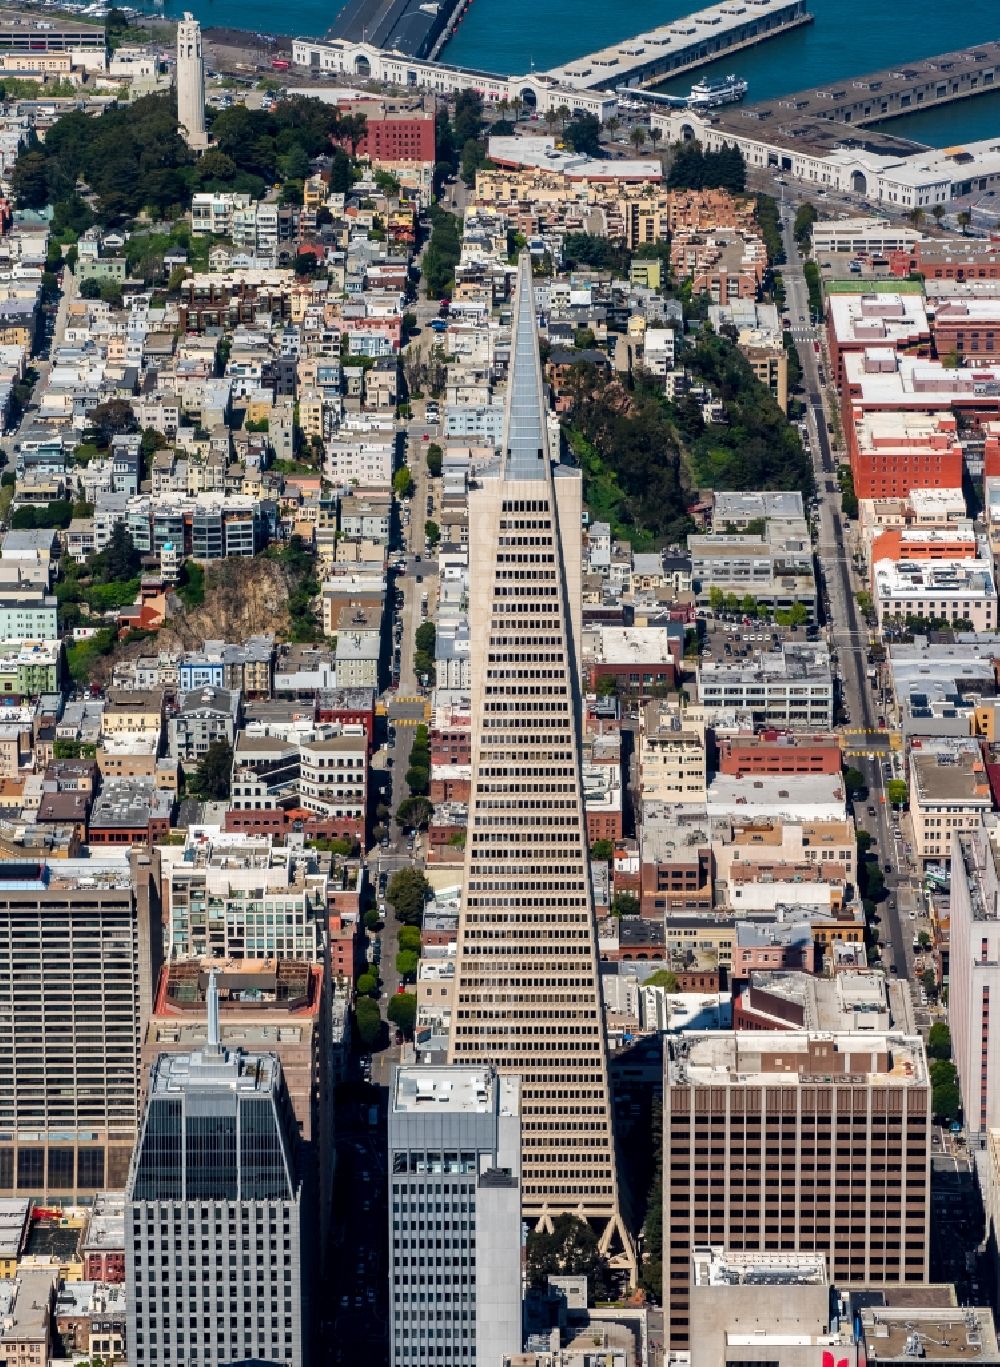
[448,253,633,1275]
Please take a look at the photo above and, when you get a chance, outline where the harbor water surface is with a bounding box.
[137,0,1000,147]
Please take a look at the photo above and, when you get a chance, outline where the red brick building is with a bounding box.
[889,240,1000,281]
[357,114,435,164]
[718,732,843,777]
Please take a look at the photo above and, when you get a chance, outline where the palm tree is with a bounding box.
[931,203,945,225]
[630,125,647,152]
[556,104,571,133]
[908,206,924,229]
[606,115,621,141]
[649,127,663,146]
[543,108,559,135]
[958,209,972,235]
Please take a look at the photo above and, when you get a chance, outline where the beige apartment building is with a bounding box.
[910,743,992,868]
[663,1032,932,1351]
[449,257,632,1274]
[638,698,707,804]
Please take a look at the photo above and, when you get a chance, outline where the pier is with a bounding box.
[542,0,811,92]
[326,0,463,60]
[717,39,1000,140]
[652,40,1000,212]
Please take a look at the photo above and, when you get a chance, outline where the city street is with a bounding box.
[779,207,919,989]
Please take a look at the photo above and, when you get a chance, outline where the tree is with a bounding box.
[857,829,872,855]
[918,930,932,950]
[595,674,618,697]
[856,589,874,616]
[79,277,102,300]
[387,991,417,1039]
[640,1101,663,1301]
[886,779,908,807]
[930,1058,960,1123]
[188,740,233,801]
[922,968,938,998]
[426,442,443,477]
[630,125,648,152]
[356,970,379,997]
[393,467,414,499]
[793,201,818,250]
[398,925,422,953]
[396,949,418,980]
[958,210,972,235]
[387,868,432,927]
[564,113,601,157]
[927,1022,952,1061]
[611,892,640,918]
[424,519,440,548]
[96,523,141,583]
[525,1214,611,1299]
[843,766,866,799]
[87,399,137,448]
[590,838,614,862]
[932,203,945,224]
[354,996,381,1050]
[396,795,434,830]
[364,908,381,931]
[645,968,679,991]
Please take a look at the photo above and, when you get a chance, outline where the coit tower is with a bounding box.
[176,12,208,151]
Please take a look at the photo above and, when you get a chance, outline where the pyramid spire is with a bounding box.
[502,253,549,481]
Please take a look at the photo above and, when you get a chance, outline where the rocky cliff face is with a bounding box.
[160,557,292,650]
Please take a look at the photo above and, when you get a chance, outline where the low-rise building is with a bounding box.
[698,644,834,730]
[910,742,992,869]
[873,557,997,632]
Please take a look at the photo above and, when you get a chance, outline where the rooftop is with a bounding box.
[393,1064,507,1115]
[668,1030,928,1085]
[692,1246,827,1288]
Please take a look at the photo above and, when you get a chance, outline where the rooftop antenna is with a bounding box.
[207,968,221,1052]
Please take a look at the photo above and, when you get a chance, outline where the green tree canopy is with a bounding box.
[927,1022,952,1061]
[645,969,679,991]
[187,740,233,801]
[398,925,422,953]
[396,795,434,831]
[611,892,640,918]
[396,949,418,980]
[387,868,432,927]
[387,991,417,1038]
[525,1214,612,1299]
[590,839,614,862]
[356,971,379,997]
[929,1058,960,1123]
[354,996,381,1050]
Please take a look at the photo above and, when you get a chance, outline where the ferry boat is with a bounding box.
[686,73,748,109]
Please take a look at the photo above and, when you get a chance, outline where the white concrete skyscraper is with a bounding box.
[448,253,632,1275]
[176,12,208,151]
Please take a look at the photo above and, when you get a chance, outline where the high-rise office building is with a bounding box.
[447,254,630,1269]
[0,852,160,1198]
[388,1065,521,1367]
[663,1032,931,1350]
[176,13,208,151]
[949,820,1000,1139]
[126,974,307,1367]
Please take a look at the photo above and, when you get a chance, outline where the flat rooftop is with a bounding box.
[693,1245,827,1288]
[668,1030,927,1085]
[857,1306,1000,1362]
[911,747,991,806]
[393,1065,504,1115]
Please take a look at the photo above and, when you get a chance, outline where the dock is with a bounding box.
[542,0,811,92]
[696,40,1000,161]
[326,0,462,60]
